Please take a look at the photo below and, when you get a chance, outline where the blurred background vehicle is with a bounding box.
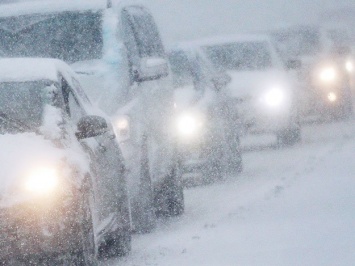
[195,34,301,145]
[0,0,184,233]
[272,24,354,120]
[0,58,131,264]
[168,44,242,186]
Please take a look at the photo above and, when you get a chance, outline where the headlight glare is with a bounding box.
[319,67,337,82]
[263,88,284,107]
[114,116,130,140]
[345,61,353,73]
[327,92,337,102]
[24,167,58,195]
[177,114,200,137]
[116,117,129,131]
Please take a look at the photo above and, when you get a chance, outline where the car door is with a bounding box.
[61,76,131,240]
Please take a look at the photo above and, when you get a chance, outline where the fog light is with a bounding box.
[327,92,337,102]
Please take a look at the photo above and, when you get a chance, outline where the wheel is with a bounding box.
[156,151,185,217]
[277,126,301,146]
[131,134,157,233]
[165,183,184,217]
[75,186,97,266]
[98,231,131,259]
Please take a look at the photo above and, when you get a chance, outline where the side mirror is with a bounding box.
[76,115,108,140]
[286,59,302,70]
[211,73,231,92]
[134,57,169,82]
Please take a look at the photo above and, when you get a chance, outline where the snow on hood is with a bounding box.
[0,133,89,207]
[0,58,75,83]
[174,85,197,110]
[226,69,292,100]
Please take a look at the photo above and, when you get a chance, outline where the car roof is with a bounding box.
[189,34,273,47]
[0,0,146,18]
[0,58,74,83]
[0,0,105,18]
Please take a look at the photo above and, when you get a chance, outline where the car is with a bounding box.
[272,25,354,120]
[196,34,301,145]
[0,0,184,233]
[0,58,131,264]
[168,44,243,185]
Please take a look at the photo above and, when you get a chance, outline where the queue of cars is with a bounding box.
[272,24,354,120]
[0,0,182,264]
[0,0,353,265]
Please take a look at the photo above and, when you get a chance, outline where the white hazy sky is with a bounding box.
[142,0,355,46]
[5,0,355,45]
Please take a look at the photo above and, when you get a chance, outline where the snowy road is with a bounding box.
[104,120,355,266]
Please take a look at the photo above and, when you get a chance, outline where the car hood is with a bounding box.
[226,69,292,100]
[174,85,216,112]
[0,133,88,207]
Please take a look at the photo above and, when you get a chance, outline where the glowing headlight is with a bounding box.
[345,61,353,73]
[319,67,337,82]
[24,167,59,194]
[327,92,337,102]
[116,117,129,131]
[114,116,130,138]
[263,88,284,107]
[177,114,200,137]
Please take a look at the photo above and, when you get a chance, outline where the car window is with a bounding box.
[72,77,91,105]
[122,7,165,58]
[204,42,273,71]
[62,78,86,124]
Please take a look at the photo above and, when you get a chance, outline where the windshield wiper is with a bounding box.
[0,112,32,132]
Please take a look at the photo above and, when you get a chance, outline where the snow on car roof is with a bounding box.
[0,0,106,18]
[0,0,145,18]
[188,34,273,47]
[0,58,74,83]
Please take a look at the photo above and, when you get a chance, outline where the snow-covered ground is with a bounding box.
[103,119,355,266]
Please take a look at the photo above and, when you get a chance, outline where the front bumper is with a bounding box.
[0,198,81,259]
[239,102,293,134]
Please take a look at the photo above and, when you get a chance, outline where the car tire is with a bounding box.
[98,231,131,259]
[155,153,185,217]
[75,184,97,266]
[132,134,157,234]
[163,176,185,217]
[277,126,301,146]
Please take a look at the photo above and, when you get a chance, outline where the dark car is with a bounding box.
[0,58,131,264]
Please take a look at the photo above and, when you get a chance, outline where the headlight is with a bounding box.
[263,88,284,107]
[177,113,201,137]
[345,61,353,73]
[327,92,337,102]
[24,167,59,195]
[114,116,130,139]
[319,67,337,82]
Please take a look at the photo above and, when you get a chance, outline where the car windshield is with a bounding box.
[169,51,195,88]
[203,42,273,71]
[125,6,165,58]
[0,11,103,63]
[0,81,50,133]
[273,28,321,57]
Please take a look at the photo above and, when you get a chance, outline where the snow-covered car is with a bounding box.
[168,45,242,185]
[0,58,131,264]
[0,0,184,233]
[197,35,302,145]
[272,25,354,119]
